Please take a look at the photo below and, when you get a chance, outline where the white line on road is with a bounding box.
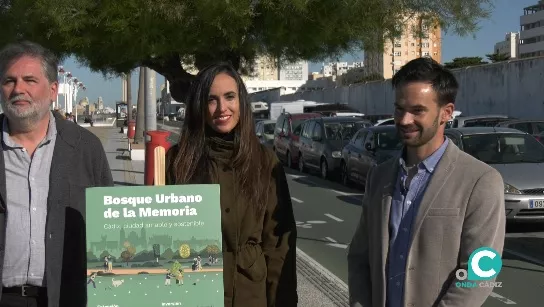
[291,197,303,203]
[296,247,348,291]
[324,237,349,249]
[504,248,544,267]
[489,292,517,304]
[327,243,349,249]
[324,213,344,222]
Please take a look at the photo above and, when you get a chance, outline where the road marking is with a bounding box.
[287,174,306,179]
[327,243,349,249]
[489,292,516,304]
[324,213,344,222]
[296,247,348,291]
[286,173,363,197]
[324,237,349,249]
[503,248,544,267]
[291,197,303,203]
[307,220,327,224]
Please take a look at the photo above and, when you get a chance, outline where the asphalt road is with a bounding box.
[159,122,544,306]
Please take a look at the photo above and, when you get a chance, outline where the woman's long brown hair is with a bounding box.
[171,63,275,214]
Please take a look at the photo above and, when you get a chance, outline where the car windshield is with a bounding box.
[376,129,402,150]
[263,123,275,134]
[324,122,361,140]
[461,133,544,164]
[292,118,310,131]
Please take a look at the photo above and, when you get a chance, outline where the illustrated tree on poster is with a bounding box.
[120,241,136,266]
[179,244,191,259]
[206,244,220,258]
[153,244,161,263]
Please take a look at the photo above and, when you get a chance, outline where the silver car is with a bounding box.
[445,127,544,223]
[255,119,276,149]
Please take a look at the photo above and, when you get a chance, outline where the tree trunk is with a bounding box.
[142,52,241,102]
[126,72,132,122]
[134,67,145,144]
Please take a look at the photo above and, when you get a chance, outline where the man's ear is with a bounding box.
[440,102,454,125]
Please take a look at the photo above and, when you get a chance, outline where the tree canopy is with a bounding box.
[486,52,511,63]
[0,0,494,101]
[444,56,488,69]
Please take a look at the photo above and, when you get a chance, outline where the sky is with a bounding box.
[61,0,533,108]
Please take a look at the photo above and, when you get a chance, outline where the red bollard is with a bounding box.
[127,120,136,139]
[144,130,172,185]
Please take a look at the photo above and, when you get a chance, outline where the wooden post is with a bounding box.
[154,146,165,186]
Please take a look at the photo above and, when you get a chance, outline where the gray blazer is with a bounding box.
[0,112,114,306]
[348,141,506,307]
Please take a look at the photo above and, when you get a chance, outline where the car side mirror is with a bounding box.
[365,143,374,151]
[256,132,262,137]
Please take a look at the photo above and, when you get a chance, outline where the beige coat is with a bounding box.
[348,141,506,307]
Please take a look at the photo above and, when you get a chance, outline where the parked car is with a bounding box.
[495,119,544,143]
[296,117,369,179]
[445,127,544,223]
[450,114,514,128]
[273,112,322,167]
[255,119,276,149]
[340,125,402,187]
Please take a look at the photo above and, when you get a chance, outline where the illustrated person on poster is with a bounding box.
[176,268,184,286]
[165,63,298,307]
[107,256,113,272]
[165,270,172,286]
[87,272,97,289]
[104,256,109,272]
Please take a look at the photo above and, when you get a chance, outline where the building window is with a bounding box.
[394,51,401,56]
[433,52,438,56]
[394,43,402,48]
[423,52,430,56]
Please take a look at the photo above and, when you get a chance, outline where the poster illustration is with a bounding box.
[86,184,223,307]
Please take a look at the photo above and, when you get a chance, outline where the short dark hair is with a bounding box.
[0,40,59,83]
[392,57,458,105]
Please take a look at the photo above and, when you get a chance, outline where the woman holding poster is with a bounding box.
[166,63,298,307]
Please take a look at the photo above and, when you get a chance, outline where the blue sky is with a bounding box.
[62,0,533,108]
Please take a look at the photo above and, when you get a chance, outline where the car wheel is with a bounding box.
[321,158,328,179]
[341,161,349,186]
[298,155,305,173]
[287,151,292,168]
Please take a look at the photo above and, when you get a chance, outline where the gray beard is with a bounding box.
[1,100,51,132]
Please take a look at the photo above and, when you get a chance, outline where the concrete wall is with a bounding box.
[278,56,544,118]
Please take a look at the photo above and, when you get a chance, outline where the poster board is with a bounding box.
[85,184,223,306]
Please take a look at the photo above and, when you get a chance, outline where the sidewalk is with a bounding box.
[87,126,349,307]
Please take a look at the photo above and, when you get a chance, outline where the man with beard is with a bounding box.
[347,58,505,307]
[0,41,113,307]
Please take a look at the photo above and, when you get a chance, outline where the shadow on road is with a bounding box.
[504,223,544,265]
[116,155,131,160]
[110,169,144,174]
[284,167,364,195]
[298,236,349,245]
[114,181,140,186]
[502,264,544,273]
[336,195,363,206]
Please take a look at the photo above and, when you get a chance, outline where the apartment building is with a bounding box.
[321,62,364,77]
[364,15,442,79]
[494,32,519,58]
[520,1,544,58]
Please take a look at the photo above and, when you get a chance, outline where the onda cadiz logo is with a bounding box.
[455,247,503,288]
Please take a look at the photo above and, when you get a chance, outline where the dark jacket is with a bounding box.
[166,137,298,307]
[0,112,114,306]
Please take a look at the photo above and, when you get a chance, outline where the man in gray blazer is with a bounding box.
[0,41,113,306]
[347,58,505,307]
